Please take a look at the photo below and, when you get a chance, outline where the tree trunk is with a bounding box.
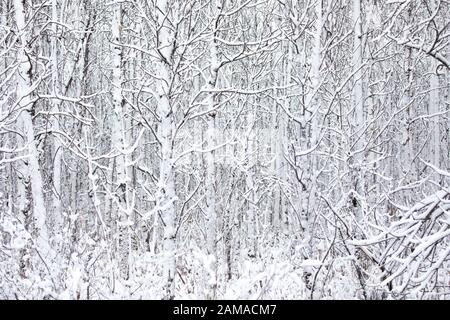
[155,0,177,300]
[14,0,52,265]
[204,0,221,300]
[111,1,131,282]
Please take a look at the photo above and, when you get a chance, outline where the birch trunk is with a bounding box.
[303,0,322,259]
[155,0,177,300]
[310,0,322,148]
[270,14,282,231]
[429,62,440,168]
[351,0,364,225]
[51,0,63,235]
[111,3,131,281]
[404,5,415,182]
[351,0,369,299]
[204,0,221,300]
[13,0,52,265]
[246,110,257,259]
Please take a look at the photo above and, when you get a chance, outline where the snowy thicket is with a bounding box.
[0,0,449,300]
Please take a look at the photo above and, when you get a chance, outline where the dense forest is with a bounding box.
[0,0,449,299]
